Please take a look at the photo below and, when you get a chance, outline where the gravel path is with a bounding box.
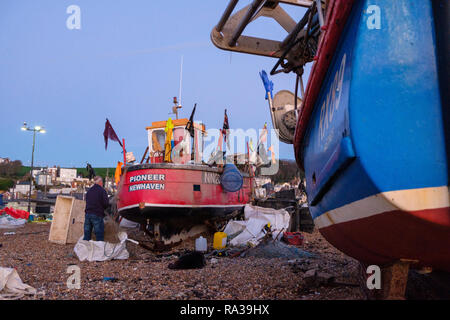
[0,223,364,300]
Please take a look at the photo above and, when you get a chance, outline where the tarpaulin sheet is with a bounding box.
[0,207,29,220]
[224,204,290,246]
[74,234,129,262]
[0,267,38,300]
[0,208,28,229]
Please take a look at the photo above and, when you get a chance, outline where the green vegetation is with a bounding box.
[20,166,115,179]
[17,165,30,177]
[0,161,28,190]
[77,167,116,179]
[2,162,115,182]
[0,160,23,177]
[0,158,116,191]
[0,178,14,191]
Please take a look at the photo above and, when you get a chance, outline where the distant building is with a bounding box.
[48,187,77,194]
[47,167,58,182]
[11,181,34,197]
[36,173,52,186]
[58,168,77,183]
[0,157,10,164]
[32,169,43,178]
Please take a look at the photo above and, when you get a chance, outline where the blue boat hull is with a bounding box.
[300,0,450,270]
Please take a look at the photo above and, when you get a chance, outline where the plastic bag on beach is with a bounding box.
[0,267,38,300]
[0,215,27,229]
[74,235,129,262]
[119,217,140,229]
[0,207,29,228]
[223,204,290,246]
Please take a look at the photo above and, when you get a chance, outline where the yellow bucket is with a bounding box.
[213,232,227,250]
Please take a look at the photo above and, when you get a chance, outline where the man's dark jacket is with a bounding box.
[85,184,109,217]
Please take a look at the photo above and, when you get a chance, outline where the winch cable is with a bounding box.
[270,4,317,75]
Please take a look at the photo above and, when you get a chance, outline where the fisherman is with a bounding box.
[83,176,109,241]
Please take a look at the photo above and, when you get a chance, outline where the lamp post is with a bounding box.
[21,122,46,213]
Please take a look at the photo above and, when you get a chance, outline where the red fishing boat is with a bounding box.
[116,103,252,246]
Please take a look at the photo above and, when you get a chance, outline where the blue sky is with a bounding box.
[0,0,309,168]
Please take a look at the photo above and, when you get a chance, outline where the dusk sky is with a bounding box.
[1,0,310,168]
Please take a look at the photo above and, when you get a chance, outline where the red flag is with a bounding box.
[103,118,123,150]
[222,109,229,134]
[222,109,230,150]
[185,103,197,138]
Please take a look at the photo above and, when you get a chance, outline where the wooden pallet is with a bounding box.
[48,196,86,244]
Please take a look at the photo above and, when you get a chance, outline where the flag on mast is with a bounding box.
[258,122,268,146]
[185,103,197,138]
[114,161,123,185]
[164,118,174,162]
[222,109,231,151]
[268,145,276,164]
[103,118,123,150]
[257,123,269,165]
[259,70,273,100]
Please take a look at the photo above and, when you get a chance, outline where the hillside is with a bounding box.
[3,165,114,180]
[18,166,116,179]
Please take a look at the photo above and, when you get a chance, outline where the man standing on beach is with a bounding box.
[83,176,109,241]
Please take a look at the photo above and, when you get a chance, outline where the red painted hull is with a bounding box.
[117,164,251,224]
[320,207,450,272]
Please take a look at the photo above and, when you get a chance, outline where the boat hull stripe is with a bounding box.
[118,203,245,212]
[314,186,450,228]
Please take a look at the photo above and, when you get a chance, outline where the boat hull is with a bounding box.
[316,187,450,271]
[295,0,450,271]
[117,163,251,224]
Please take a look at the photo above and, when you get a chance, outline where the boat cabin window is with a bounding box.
[147,123,203,164]
[173,127,188,146]
[152,130,165,153]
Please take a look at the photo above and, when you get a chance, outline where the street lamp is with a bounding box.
[21,122,46,213]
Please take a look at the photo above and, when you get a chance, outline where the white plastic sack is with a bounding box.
[0,267,37,300]
[74,233,129,262]
[223,220,247,237]
[0,215,26,229]
[119,217,140,229]
[224,204,290,246]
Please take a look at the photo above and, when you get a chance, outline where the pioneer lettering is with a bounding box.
[129,174,165,183]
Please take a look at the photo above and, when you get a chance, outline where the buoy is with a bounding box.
[220,164,243,192]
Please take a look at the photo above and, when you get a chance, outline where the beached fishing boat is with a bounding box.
[295,0,450,274]
[211,0,450,280]
[116,105,252,246]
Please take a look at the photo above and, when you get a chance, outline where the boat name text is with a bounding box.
[202,172,221,185]
[318,53,346,143]
[129,174,165,183]
[128,183,165,192]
